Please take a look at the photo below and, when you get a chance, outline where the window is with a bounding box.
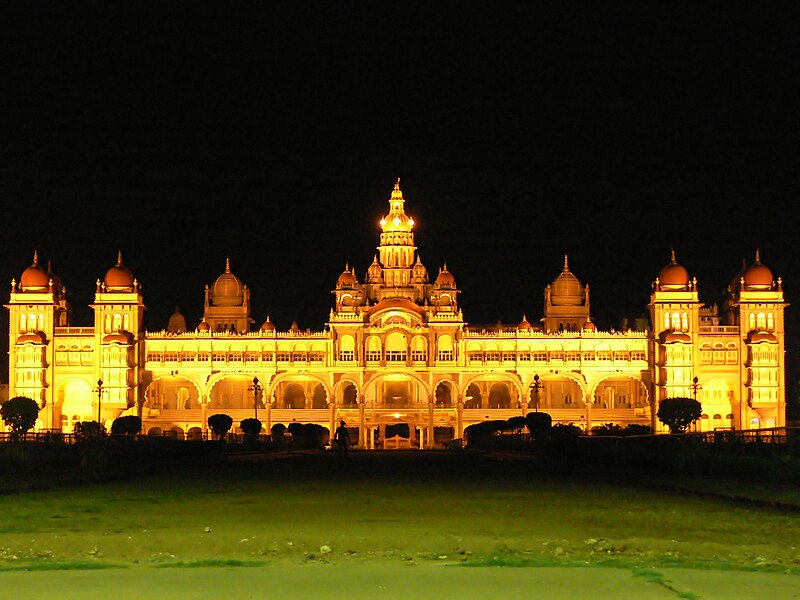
[672,312,680,330]
[146,351,163,363]
[501,352,514,363]
[387,350,407,362]
[631,350,646,361]
[277,351,291,362]
[767,313,774,330]
[613,351,630,362]
[518,352,531,362]
[411,350,427,362]
[245,352,260,363]
[230,352,243,362]
[366,350,381,362]
[212,351,226,362]
[582,351,595,362]
[261,351,273,362]
[549,351,564,362]
[291,352,306,363]
[198,351,210,362]
[749,312,756,330]
[309,351,324,363]
[485,351,500,362]
[20,314,26,332]
[565,351,580,362]
[756,313,766,330]
[338,350,355,361]
[681,312,688,330]
[664,313,670,329]
[532,351,547,362]
[165,351,180,362]
[182,352,196,362]
[597,351,611,362]
[439,350,454,362]
[467,351,483,363]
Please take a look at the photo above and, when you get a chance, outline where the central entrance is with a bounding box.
[361,373,429,449]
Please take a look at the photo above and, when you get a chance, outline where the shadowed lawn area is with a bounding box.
[1,452,799,581]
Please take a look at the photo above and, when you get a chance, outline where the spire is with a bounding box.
[32,250,39,266]
[754,248,761,264]
[116,250,123,266]
[225,256,231,272]
[563,254,570,271]
[670,248,677,265]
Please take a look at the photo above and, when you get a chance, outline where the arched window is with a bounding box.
[767,313,774,331]
[123,314,130,331]
[664,313,670,329]
[749,312,755,330]
[112,313,122,331]
[681,312,688,330]
[20,313,26,332]
[756,313,766,330]
[104,314,112,333]
[672,312,680,330]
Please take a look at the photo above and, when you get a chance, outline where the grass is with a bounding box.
[1,452,799,575]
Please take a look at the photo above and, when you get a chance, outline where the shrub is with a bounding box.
[240,418,262,436]
[74,420,106,441]
[207,413,233,439]
[0,396,40,440]
[111,415,142,435]
[550,423,583,438]
[525,412,552,439]
[271,423,287,446]
[622,424,652,436]
[657,397,702,434]
[591,422,623,436]
[507,416,527,435]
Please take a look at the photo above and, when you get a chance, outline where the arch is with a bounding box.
[341,382,359,407]
[362,371,431,401]
[148,426,163,436]
[590,375,648,409]
[464,383,481,409]
[145,376,203,411]
[462,372,524,402]
[434,381,454,407]
[283,383,306,409]
[55,378,94,431]
[312,383,328,409]
[488,383,512,409]
[385,331,407,352]
[266,372,332,406]
[207,375,255,410]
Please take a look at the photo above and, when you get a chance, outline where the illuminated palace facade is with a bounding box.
[5,182,788,446]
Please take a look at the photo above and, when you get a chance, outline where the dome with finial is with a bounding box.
[582,318,597,332]
[197,320,210,332]
[379,179,415,233]
[167,307,187,333]
[260,315,276,332]
[435,262,456,288]
[743,249,773,290]
[289,321,301,333]
[336,263,359,288]
[366,255,383,283]
[658,249,689,290]
[411,255,428,283]
[211,257,244,306]
[517,314,532,331]
[550,255,584,306]
[104,250,136,291]
[19,251,50,291]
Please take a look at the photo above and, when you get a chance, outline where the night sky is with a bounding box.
[2,4,798,400]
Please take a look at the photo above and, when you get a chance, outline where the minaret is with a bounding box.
[377,179,417,291]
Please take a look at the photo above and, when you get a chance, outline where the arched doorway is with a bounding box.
[56,379,93,432]
[146,376,201,411]
[464,383,481,409]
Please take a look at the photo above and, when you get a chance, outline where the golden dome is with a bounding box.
[550,255,584,306]
[197,320,210,332]
[211,257,244,307]
[366,255,383,283]
[17,331,46,344]
[517,315,532,331]
[411,255,428,283]
[435,263,456,288]
[658,250,689,290]
[379,179,415,233]
[743,250,773,290]
[167,307,187,333]
[104,251,135,291]
[582,319,596,331]
[260,316,276,332]
[336,264,358,288]
[19,251,50,291]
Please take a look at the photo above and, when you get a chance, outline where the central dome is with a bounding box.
[104,251,135,291]
[658,250,689,290]
[550,255,584,306]
[211,258,244,307]
[19,251,50,291]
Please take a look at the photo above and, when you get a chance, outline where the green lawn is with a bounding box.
[1,451,798,576]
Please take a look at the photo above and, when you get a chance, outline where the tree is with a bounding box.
[0,396,40,440]
[207,413,233,439]
[525,412,552,439]
[240,418,262,437]
[74,420,106,441]
[657,397,702,434]
[111,415,142,435]
[271,423,287,446]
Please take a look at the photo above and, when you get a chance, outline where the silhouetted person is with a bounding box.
[334,420,350,457]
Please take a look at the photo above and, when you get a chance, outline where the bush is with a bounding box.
[207,413,233,439]
[622,424,652,436]
[0,396,40,440]
[525,412,553,439]
[657,397,702,434]
[240,418,262,436]
[74,420,106,441]
[591,422,623,436]
[111,415,142,435]
[550,423,583,438]
[271,423,287,446]
[287,422,327,449]
[507,416,527,435]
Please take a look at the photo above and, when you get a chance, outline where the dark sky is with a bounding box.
[2,3,798,393]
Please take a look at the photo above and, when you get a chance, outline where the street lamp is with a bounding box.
[690,376,701,402]
[96,379,103,425]
[530,374,544,413]
[252,377,261,420]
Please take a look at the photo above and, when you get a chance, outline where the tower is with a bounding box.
[202,258,252,333]
[542,255,591,332]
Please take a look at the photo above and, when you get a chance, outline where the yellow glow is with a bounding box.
[393,412,401,419]
[380,219,386,226]
[394,217,400,226]
[408,218,414,226]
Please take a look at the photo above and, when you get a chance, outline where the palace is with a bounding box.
[5,181,788,446]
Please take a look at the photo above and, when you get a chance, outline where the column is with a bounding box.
[359,397,366,447]
[457,396,464,440]
[329,400,336,446]
[265,396,272,435]
[427,398,434,449]
[585,394,592,434]
[201,399,208,436]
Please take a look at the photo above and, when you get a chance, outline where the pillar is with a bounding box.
[427,399,434,449]
[457,396,464,440]
[359,397,366,447]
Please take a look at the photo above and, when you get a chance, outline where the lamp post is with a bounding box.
[96,379,103,425]
[690,376,701,402]
[530,374,544,413]
[252,377,261,420]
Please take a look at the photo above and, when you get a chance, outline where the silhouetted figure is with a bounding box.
[334,420,350,457]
